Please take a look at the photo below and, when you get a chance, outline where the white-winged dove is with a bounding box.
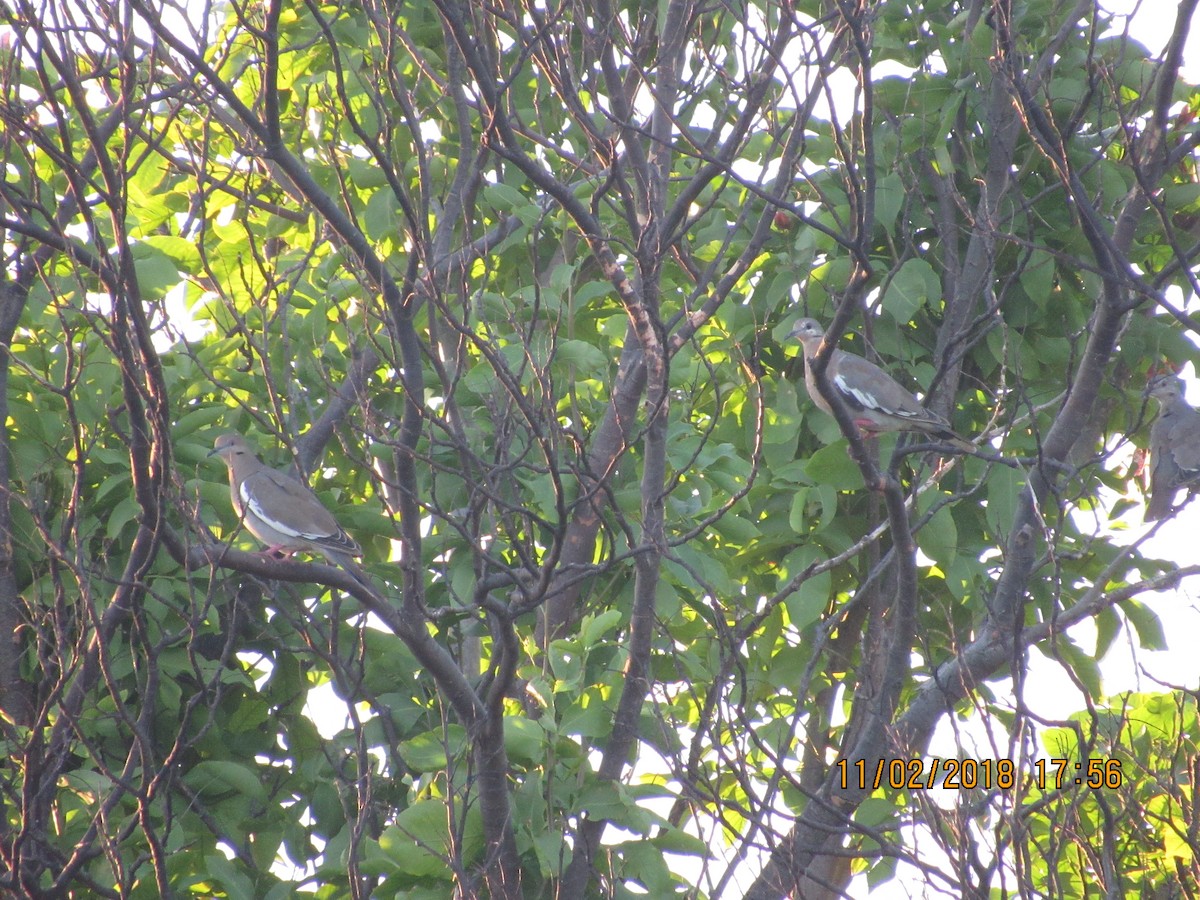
[210,433,364,572]
[789,318,970,448]
[1145,375,1200,521]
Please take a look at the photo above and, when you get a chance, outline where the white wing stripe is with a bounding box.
[835,375,926,419]
[836,376,886,413]
[239,482,327,541]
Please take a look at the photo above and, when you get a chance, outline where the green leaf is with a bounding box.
[173,406,228,440]
[711,511,760,545]
[130,241,180,299]
[483,181,541,225]
[1019,248,1056,305]
[105,495,141,541]
[202,853,257,900]
[779,545,831,629]
[856,796,898,826]
[874,173,905,230]
[580,609,623,647]
[379,800,484,878]
[880,258,940,323]
[363,189,400,241]
[504,716,546,765]
[649,822,707,860]
[1119,599,1167,651]
[398,725,467,772]
[915,490,957,569]
[141,234,202,273]
[804,441,863,491]
[986,465,1028,533]
[866,855,899,889]
[788,487,809,532]
[1046,638,1102,700]
[1094,606,1121,659]
[557,338,609,371]
[184,761,268,806]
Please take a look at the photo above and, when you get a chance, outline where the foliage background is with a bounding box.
[1,0,1199,897]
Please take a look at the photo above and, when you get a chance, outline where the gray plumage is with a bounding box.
[210,433,367,580]
[788,318,969,449]
[1146,376,1200,521]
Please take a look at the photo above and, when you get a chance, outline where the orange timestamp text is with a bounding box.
[835,757,1123,791]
